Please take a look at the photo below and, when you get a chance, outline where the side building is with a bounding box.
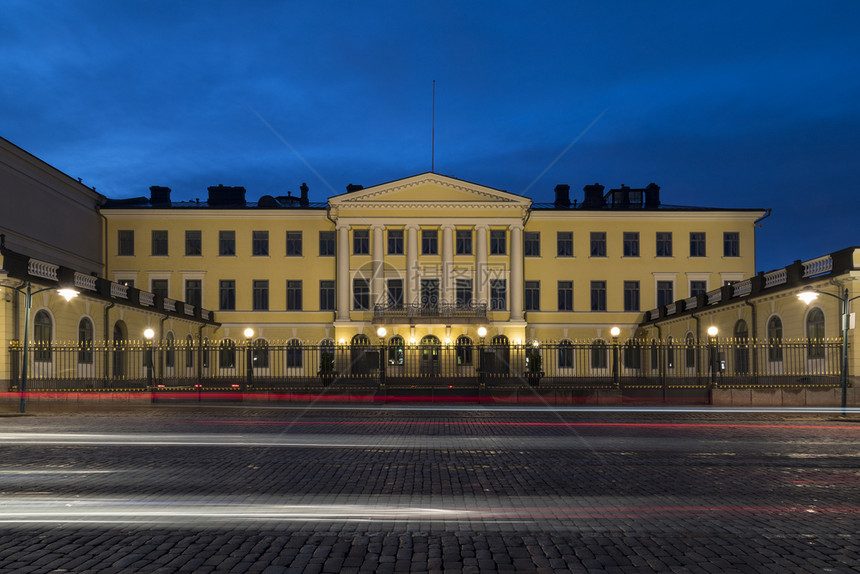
[0,137,218,392]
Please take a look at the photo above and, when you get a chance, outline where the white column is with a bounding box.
[510,223,524,321]
[406,224,419,305]
[336,223,350,320]
[441,224,454,304]
[475,224,488,306]
[371,224,385,306]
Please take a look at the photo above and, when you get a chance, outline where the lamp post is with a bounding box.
[0,280,78,413]
[477,326,487,389]
[797,287,859,414]
[144,328,156,402]
[707,326,719,402]
[610,326,621,386]
[143,328,155,392]
[244,327,254,393]
[376,327,387,387]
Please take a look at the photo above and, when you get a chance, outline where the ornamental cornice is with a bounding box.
[334,175,527,204]
[334,201,526,210]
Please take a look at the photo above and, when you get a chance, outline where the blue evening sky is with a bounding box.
[2,1,858,273]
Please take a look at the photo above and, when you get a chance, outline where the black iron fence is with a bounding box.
[6,337,845,392]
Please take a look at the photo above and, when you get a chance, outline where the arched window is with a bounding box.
[165,332,175,368]
[525,343,542,373]
[253,339,270,369]
[806,308,825,359]
[558,340,574,369]
[34,310,52,362]
[684,333,696,369]
[623,340,641,370]
[286,339,301,368]
[319,339,335,373]
[767,316,783,362]
[351,334,370,346]
[650,339,659,371]
[665,336,674,369]
[490,335,510,373]
[202,337,210,369]
[77,317,94,364]
[455,335,472,366]
[112,321,127,377]
[388,335,405,366]
[185,335,194,368]
[350,334,370,375]
[734,320,749,374]
[591,340,607,369]
[420,335,440,350]
[219,339,236,369]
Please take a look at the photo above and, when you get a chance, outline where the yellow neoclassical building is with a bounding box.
[100,173,766,349]
[5,136,859,406]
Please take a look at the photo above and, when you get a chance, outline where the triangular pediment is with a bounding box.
[328,173,531,208]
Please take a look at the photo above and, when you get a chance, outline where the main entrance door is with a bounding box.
[419,335,440,376]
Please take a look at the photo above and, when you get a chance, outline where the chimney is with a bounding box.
[346,183,363,193]
[149,186,171,206]
[619,184,631,209]
[644,183,661,208]
[582,183,605,209]
[300,182,309,207]
[553,184,571,208]
[207,185,247,206]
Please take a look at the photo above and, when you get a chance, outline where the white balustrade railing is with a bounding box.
[763,269,787,288]
[74,272,98,292]
[110,282,129,299]
[28,259,58,281]
[139,291,154,306]
[732,279,752,297]
[802,255,832,277]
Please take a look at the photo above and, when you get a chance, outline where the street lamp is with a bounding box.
[797,287,859,414]
[610,326,621,386]
[143,328,155,391]
[707,326,719,389]
[376,327,387,386]
[244,327,254,392]
[0,279,78,413]
[477,327,487,388]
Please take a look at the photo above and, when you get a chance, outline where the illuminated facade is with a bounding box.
[100,173,765,349]
[5,135,859,404]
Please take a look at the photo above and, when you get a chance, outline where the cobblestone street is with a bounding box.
[0,404,858,573]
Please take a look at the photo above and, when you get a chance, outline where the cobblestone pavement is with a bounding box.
[0,404,858,573]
